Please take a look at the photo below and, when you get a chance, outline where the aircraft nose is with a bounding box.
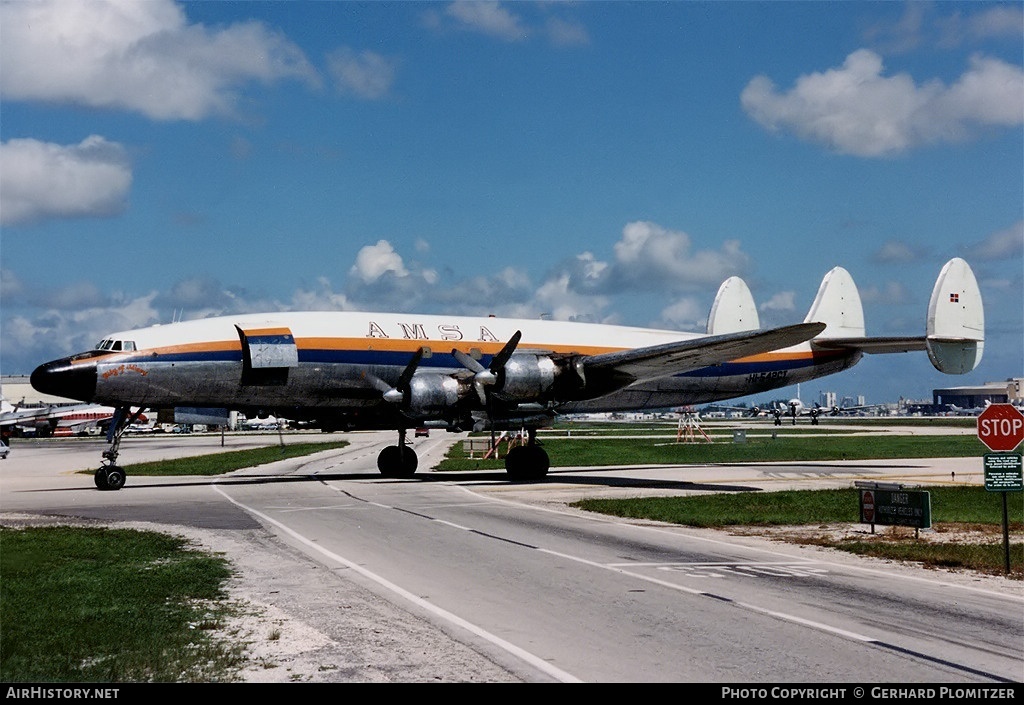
[31,357,97,402]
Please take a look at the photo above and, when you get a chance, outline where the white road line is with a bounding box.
[212,483,582,683]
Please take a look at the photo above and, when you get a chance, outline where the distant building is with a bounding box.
[2,375,65,407]
[932,378,1023,411]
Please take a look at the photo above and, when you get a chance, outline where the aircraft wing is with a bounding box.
[0,406,55,425]
[580,322,826,382]
[0,403,113,427]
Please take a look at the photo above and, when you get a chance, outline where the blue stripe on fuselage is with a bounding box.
[105,346,852,377]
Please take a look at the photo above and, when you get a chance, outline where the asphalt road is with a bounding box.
[1,429,1021,683]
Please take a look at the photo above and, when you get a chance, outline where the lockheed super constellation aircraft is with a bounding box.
[31,258,984,490]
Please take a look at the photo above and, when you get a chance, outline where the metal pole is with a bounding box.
[1002,491,1010,575]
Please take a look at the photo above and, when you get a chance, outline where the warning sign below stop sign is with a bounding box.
[977,403,1024,452]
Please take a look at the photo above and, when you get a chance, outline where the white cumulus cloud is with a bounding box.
[350,240,409,283]
[0,136,132,226]
[0,0,319,120]
[968,221,1024,261]
[327,47,398,100]
[741,49,1024,156]
[445,1,528,42]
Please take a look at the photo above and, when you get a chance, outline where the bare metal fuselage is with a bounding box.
[35,311,859,429]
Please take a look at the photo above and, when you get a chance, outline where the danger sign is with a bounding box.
[977,404,1024,452]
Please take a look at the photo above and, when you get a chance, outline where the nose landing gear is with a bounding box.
[94,406,145,491]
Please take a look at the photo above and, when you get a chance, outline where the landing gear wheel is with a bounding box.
[505,445,549,482]
[377,445,418,478]
[95,466,126,491]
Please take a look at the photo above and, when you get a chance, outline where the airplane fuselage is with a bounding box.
[32,311,859,429]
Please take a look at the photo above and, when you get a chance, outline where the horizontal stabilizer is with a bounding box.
[584,322,826,381]
[811,258,984,375]
[707,276,759,335]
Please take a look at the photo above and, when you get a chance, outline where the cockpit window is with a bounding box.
[94,339,135,352]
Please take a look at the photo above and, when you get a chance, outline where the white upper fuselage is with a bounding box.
[68,311,852,422]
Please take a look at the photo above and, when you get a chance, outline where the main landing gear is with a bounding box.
[94,406,144,491]
[375,427,550,481]
[504,428,549,481]
[377,428,419,478]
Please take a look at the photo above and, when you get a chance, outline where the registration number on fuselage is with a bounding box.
[745,370,788,384]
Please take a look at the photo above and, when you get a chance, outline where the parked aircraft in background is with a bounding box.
[30,258,984,490]
[948,401,993,416]
[240,414,286,430]
[0,397,116,438]
[756,398,882,425]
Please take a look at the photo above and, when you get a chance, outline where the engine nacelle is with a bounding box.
[405,374,461,416]
[494,354,558,403]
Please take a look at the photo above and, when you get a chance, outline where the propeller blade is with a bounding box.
[380,348,425,405]
[397,347,424,391]
[452,348,485,374]
[489,330,522,372]
[452,348,492,405]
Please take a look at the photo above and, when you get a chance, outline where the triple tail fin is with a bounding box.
[802,266,865,339]
[808,257,984,375]
[707,276,759,335]
[925,257,984,373]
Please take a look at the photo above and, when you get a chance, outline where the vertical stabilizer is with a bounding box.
[926,258,984,373]
[803,267,865,339]
[707,276,759,334]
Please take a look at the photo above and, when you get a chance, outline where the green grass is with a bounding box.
[572,486,1020,527]
[572,487,1024,579]
[0,526,241,682]
[438,433,986,471]
[114,441,349,477]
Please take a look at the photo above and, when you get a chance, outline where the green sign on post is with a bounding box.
[984,453,1023,492]
[859,487,931,529]
[982,453,1022,575]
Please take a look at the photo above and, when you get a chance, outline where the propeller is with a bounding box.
[452,331,521,406]
[379,347,424,406]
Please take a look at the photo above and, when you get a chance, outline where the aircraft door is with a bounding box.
[236,325,298,386]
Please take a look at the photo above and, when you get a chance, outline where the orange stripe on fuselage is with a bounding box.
[241,327,293,337]
[298,336,619,357]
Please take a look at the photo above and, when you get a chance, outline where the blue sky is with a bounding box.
[1,0,1021,406]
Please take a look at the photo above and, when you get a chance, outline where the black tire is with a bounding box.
[94,467,108,489]
[377,445,418,478]
[505,445,549,481]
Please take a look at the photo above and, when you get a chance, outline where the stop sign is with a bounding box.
[977,404,1024,452]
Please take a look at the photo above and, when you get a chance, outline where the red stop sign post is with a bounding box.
[977,403,1024,452]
